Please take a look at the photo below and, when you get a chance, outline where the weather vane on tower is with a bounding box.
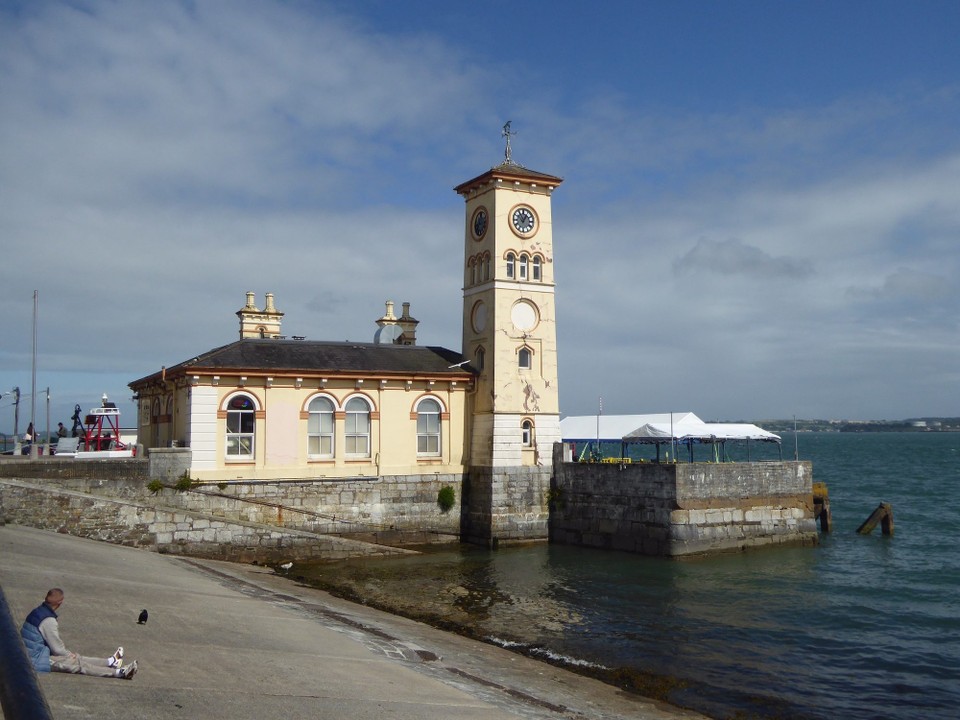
[502,120,516,164]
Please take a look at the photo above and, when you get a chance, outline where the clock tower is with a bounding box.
[454,124,563,546]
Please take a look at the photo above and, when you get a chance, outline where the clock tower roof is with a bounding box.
[454,161,563,197]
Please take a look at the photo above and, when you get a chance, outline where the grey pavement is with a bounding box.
[0,524,706,720]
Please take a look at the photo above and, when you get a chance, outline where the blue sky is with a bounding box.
[1,0,958,435]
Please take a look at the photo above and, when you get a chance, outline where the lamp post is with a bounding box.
[45,388,51,455]
[12,387,20,438]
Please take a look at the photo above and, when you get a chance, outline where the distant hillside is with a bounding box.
[747,418,960,433]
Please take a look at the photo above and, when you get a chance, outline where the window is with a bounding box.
[506,252,515,279]
[532,256,542,281]
[345,397,371,456]
[226,394,256,458]
[307,396,335,457]
[518,254,528,280]
[483,254,490,281]
[416,398,441,456]
[521,419,534,447]
[518,347,532,369]
[468,258,476,286]
[475,347,485,371]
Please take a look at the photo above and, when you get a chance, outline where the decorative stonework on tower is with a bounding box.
[237,291,284,339]
[455,124,563,546]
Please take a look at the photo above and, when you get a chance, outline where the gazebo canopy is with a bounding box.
[559,413,702,442]
[560,413,780,445]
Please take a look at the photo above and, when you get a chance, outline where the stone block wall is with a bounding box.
[0,456,465,558]
[549,444,818,556]
[163,473,464,537]
[463,466,551,547]
[0,479,413,562]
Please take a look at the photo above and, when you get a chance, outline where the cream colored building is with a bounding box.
[129,145,563,543]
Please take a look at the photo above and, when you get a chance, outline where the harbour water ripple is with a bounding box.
[297,432,960,720]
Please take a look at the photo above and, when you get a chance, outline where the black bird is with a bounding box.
[137,609,148,625]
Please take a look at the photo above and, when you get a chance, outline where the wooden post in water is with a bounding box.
[856,502,894,536]
[812,482,831,532]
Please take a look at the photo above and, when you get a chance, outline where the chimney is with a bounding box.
[397,302,419,346]
[237,291,284,339]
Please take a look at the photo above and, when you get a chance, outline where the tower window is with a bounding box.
[225,394,256,459]
[518,347,532,369]
[475,347,485,371]
[506,252,515,279]
[521,419,534,447]
[518,254,528,280]
[532,256,542,281]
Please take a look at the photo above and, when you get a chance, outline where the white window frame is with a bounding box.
[416,397,442,457]
[521,419,534,447]
[518,254,528,280]
[344,396,372,457]
[532,256,542,281]
[518,346,532,370]
[506,252,515,279]
[307,395,336,458]
[225,393,256,459]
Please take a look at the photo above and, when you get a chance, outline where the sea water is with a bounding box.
[302,433,960,719]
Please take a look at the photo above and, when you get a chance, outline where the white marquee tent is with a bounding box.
[559,412,781,461]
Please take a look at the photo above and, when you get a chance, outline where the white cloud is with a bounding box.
[1,1,958,428]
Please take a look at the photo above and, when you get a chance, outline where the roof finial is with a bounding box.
[502,120,516,164]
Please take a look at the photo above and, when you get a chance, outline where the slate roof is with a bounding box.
[129,339,475,388]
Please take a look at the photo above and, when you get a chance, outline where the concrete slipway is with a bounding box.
[0,524,706,720]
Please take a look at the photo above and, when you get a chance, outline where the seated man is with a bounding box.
[21,588,138,679]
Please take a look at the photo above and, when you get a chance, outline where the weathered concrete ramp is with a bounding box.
[0,524,706,720]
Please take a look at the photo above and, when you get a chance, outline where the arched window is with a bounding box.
[345,397,371,457]
[506,252,515,279]
[483,254,490,281]
[416,398,442,456]
[468,257,476,286]
[518,347,532,370]
[532,256,542,281]
[307,396,335,457]
[226,394,256,458]
[518,254,528,280]
[475,347,485,371]
[521,419,534,447]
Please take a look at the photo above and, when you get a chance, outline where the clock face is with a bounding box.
[511,206,536,236]
[472,208,488,239]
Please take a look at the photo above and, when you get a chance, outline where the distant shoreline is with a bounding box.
[754,419,960,433]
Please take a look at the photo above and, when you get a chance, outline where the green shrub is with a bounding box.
[217,482,228,491]
[174,472,196,493]
[437,485,456,513]
[146,479,164,495]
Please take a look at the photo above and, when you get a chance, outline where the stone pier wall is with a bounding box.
[0,454,464,560]
[463,466,551,547]
[0,479,414,562]
[549,444,818,556]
